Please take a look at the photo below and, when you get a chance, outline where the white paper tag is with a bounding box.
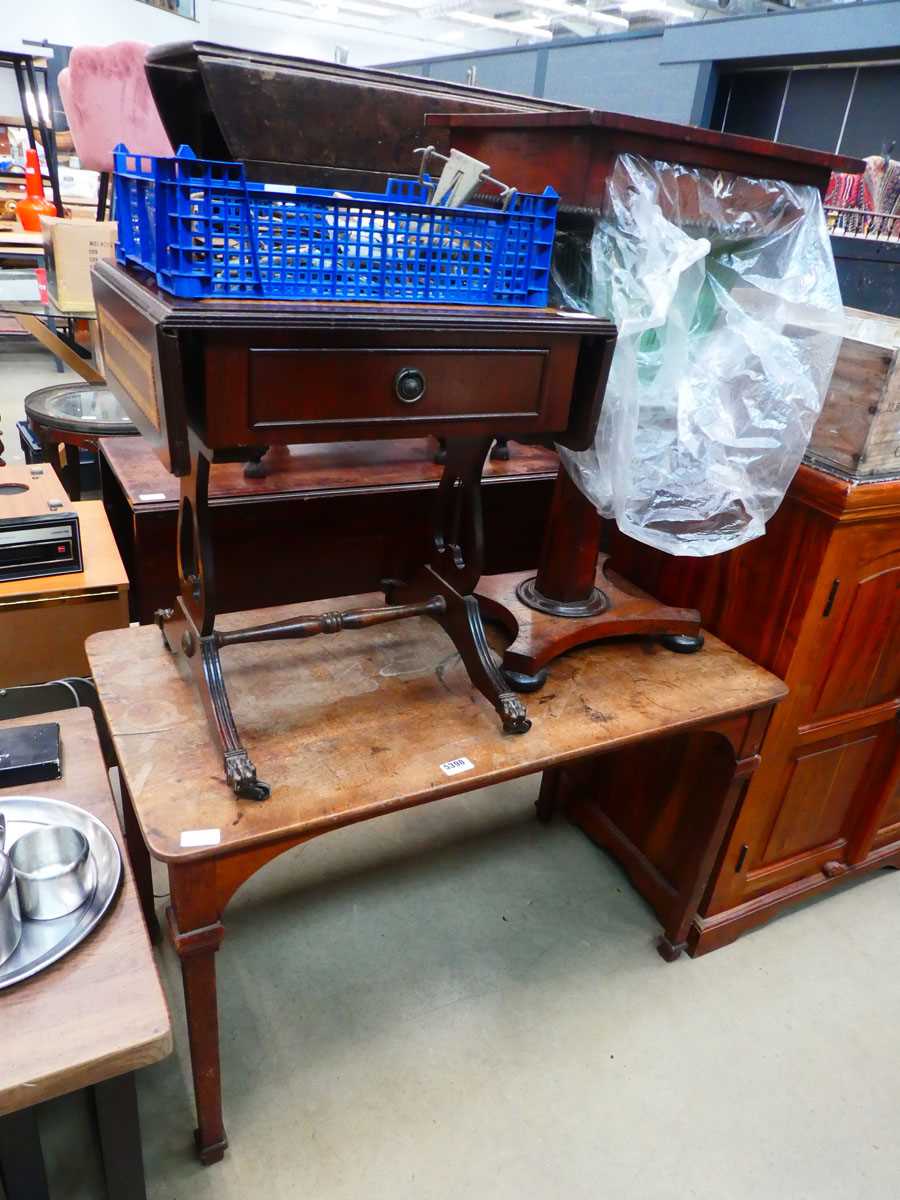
[439,757,474,777]
[138,492,167,502]
[180,828,221,848]
[263,182,299,193]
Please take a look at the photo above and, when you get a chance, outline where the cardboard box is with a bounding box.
[39,217,118,313]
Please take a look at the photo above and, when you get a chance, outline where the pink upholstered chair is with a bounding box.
[58,42,172,217]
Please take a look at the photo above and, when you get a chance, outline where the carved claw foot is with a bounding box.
[499,693,531,735]
[155,608,176,649]
[224,751,271,802]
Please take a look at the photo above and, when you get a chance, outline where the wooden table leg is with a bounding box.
[535,769,562,824]
[120,776,159,941]
[0,1108,50,1200]
[654,710,770,961]
[93,1073,148,1200]
[167,861,227,1166]
[561,707,775,962]
[13,313,105,385]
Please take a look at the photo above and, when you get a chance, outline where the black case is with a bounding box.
[0,722,62,787]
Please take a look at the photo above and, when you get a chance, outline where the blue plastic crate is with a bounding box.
[112,145,558,306]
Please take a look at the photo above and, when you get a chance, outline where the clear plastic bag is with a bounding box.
[554,153,844,556]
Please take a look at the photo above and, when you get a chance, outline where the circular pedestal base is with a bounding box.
[515,576,609,619]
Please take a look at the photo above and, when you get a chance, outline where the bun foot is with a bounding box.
[502,666,549,693]
[660,633,704,654]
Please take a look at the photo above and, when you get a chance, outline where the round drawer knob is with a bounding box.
[394,367,426,404]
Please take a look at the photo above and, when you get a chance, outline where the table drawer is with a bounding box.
[248,347,546,430]
[202,333,581,446]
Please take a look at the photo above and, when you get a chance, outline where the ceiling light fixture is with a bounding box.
[518,0,629,29]
[447,10,554,38]
[618,0,693,14]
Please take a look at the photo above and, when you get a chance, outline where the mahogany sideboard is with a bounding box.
[551,463,900,954]
[98,436,559,625]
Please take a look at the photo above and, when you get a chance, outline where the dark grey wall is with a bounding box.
[541,33,707,123]
[380,0,900,129]
[430,48,541,94]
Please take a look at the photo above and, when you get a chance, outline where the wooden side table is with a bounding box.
[24,384,137,501]
[0,708,172,1200]
[87,602,785,1165]
[0,476,129,688]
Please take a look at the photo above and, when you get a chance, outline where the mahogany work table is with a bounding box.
[87,603,785,1166]
[92,258,617,800]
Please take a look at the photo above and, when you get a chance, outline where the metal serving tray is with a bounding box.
[0,796,122,990]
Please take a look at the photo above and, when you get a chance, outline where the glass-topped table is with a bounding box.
[21,383,137,500]
[24,384,134,436]
[0,269,104,385]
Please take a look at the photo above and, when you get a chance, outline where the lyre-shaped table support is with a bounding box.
[158,437,529,801]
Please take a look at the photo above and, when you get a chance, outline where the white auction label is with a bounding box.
[138,492,167,502]
[180,828,221,848]
[439,757,474,777]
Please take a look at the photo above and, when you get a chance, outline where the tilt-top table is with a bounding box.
[87,606,785,1165]
[427,109,864,682]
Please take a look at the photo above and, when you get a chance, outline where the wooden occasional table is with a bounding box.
[87,602,785,1165]
[0,708,172,1200]
[24,384,138,502]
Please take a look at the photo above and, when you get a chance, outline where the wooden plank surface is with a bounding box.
[87,595,786,864]
[12,314,104,384]
[0,708,172,1115]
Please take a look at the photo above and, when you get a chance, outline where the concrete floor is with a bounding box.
[0,347,78,467]
[3,349,900,1200]
[35,776,900,1200]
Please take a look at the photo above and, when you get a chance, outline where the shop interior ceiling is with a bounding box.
[232,0,878,53]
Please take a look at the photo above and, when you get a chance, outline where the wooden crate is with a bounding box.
[807,306,900,479]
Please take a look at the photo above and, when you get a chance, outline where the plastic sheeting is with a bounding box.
[554,153,844,556]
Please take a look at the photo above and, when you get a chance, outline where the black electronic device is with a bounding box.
[0,722,62,787]
[0,511,83,583]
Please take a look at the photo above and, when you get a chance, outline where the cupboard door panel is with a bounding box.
[762,731,878,862]
[812,560,900,720]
